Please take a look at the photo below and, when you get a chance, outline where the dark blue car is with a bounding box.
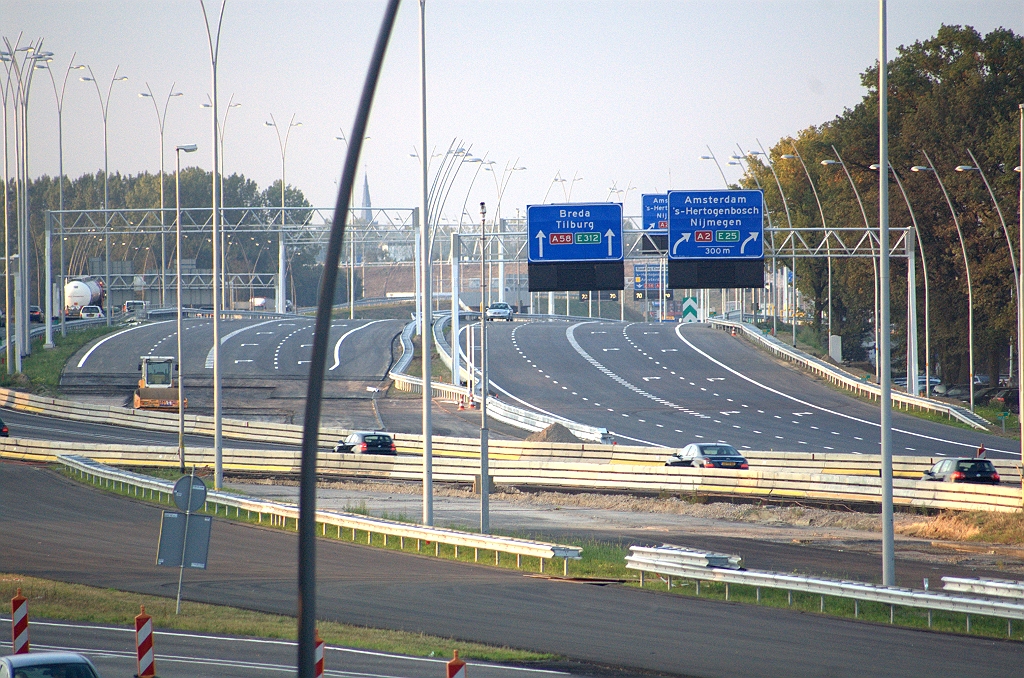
[666,443,749,469]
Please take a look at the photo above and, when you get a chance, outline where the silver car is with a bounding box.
[485,302,514,321]
[1,652,102,678]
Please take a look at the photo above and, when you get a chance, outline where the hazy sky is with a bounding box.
[5,1,1022,221]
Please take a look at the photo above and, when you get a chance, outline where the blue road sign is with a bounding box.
[633,263,665,290]
[667,189,764,260]
[527,203,623,263]
[641,194,668,231]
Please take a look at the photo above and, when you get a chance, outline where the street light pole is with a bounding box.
[175,143,197,474]
[140,83,183,309]
[80,64,128,327]
[750,142,795,339]
[879,0,895,587]
[1,50,15,373]
[200,0,227,490]
[40,52,78,348]
[913,152,975,412]
[419,0,434,527]
[956,151,1019,287]
[266,114,302,315]
[203,94,240,310]
[479,202,489,534]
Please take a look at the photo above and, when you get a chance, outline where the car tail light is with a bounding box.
[359,442,368,452]
[703,459,715,468]
[1,426,7,434]
[993,472,1000,482]
[951,471,965,481]
[390,442,397,452]
[740,462,749,469]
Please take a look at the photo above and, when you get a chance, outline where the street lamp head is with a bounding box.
[954,165,978,172]
[114,76,128,82]
[820,159,841,166]
[699,155,713,160]
[171,92,184,97]
[869,164,881,170]
[910,165,931,172]
[72,64,86,70]
[176,144,198,153]
[1015,166,1022,173]
[781,154,796,159]
[265,121,276,127]
[79,76,94,82]
[139,92,152,98]
[291,121,302,128]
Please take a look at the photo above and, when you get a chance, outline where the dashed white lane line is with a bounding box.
[673,325,1015,455]
[77,320,175,368]
[205,319,284,368]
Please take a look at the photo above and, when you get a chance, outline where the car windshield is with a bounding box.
[956,460,995,472]
[11,663,99,678]
[700,445,739,456]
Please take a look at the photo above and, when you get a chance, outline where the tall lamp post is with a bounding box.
[80,65,128,327]
[337,130,369,320]
[140,83,183,309]
[483,160,525,304]
[913,153,976,411]
[200,0,227,490]
[1,48,16,372]
[39,53,78,346]
[175,143,197,474]
[204,94,240,309]
[266,114,301,315]
[749,143,795,339]
[479,202,489,534]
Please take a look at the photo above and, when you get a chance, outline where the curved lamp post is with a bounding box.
[701,146,729,188]
[204,94,241,309]
[750,142,795,339]
[174,142,197,474]
[871,162,932,397]
[140,82,183,308]
[80,65,128,327]
[337,130,369,319]
[484,160,525,304]
[265,114,301,315]
[913,152,976,411]
[956,152,1019,288]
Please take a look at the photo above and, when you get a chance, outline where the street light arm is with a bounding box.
[966,148,1018,284]
[757,139,794,229]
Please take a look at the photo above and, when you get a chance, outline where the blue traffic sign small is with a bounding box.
[527,203,623,263]
[641,194,668,230]
[667,189,764,260]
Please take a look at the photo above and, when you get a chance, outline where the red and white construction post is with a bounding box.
[135,605,156,678]
[447,649,466,678]
[11,588,28,654]
[314,628,325,678]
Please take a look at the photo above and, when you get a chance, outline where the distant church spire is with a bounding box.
[360,173,372,223]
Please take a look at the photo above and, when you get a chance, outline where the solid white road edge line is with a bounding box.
[76,320,175,368]
[330,320,390,371]
[673,324,1015,456]
[205,319,293,369]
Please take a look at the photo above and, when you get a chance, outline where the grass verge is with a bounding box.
[0,573,549,662]
[0,325,121,394]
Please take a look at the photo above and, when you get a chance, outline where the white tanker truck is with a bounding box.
[64,278,104,318]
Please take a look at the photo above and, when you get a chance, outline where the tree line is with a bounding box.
[743,25,1023,385]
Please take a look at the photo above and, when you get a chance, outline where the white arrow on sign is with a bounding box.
[605,229,616,256]
[740,231,759,254]
[671,232,691,255]
[535,230,545,258]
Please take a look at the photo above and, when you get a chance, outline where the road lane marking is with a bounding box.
[76,320,174,368]
[206,319,286,368]
[329,320,389,371]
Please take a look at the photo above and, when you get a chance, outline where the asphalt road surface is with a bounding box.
[0,618,571,678]
[481,320,1019,460]
[2,462,1020,678]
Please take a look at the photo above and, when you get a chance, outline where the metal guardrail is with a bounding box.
[943,577,1024,600]
[626,545,1024,625]
[58,454,582,568]
[708,319,990,430]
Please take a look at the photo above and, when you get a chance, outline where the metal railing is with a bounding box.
[626,545,1024,627]
[58,454,582,568]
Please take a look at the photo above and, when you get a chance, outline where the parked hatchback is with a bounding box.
[334,431,397,454]
[666,443,749,469]
[922,458,1000,484]
[1,651,102,678]
[0,417,8,437]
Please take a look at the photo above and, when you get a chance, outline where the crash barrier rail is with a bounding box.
[57,454,582,567]
[625,545,1024,627]
[5,438,1019,513]
[707,319,991,430]
[942,577,1024,599]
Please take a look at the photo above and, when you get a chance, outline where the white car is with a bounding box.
[1,651,102,678]
[80,305,104,319]
[485,302,514,321]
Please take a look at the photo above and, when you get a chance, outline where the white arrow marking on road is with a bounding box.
[300,343,312,347]
[671,232,691,255]
[660,348,678,352]
[297,360,311,364]
[535,230,545,258]
[602,347,620,351]
[240,343,259,347]
[256,331,274,335]
[707,377,725,381]
[605,229,615,256]
[234,359,253,364]
[591,331,607,334]
[642,376,661,381]
[740,231,759,254]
